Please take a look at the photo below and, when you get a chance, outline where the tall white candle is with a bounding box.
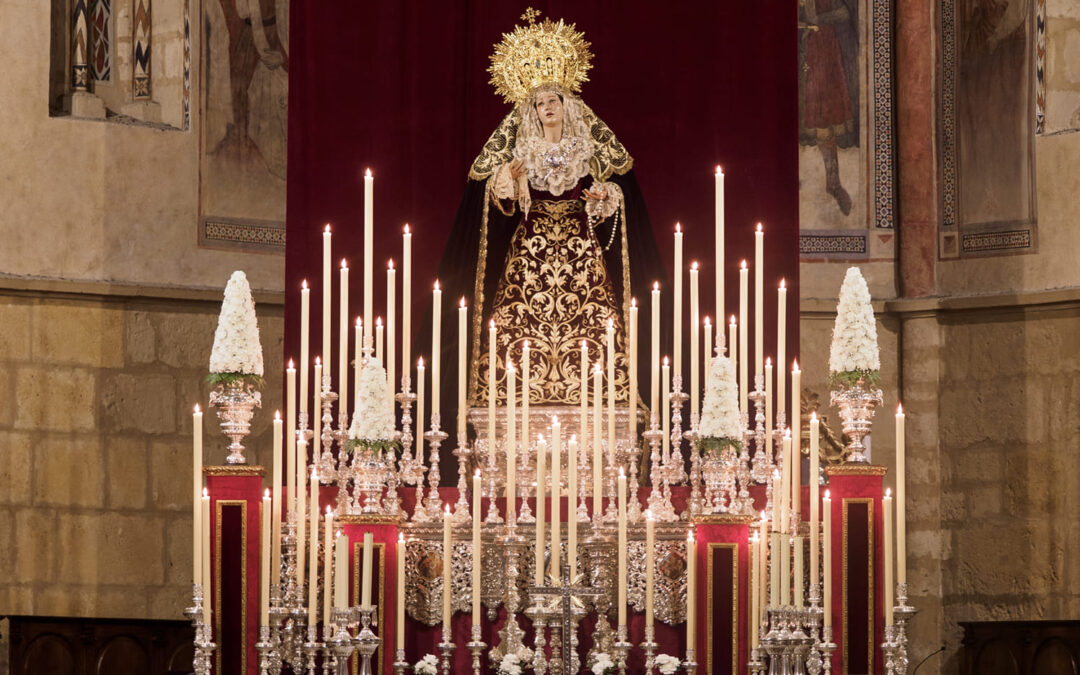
[781,431,791,534]
[754,223,764,376]
[535,439,546,585]
[523,340,531,456]
[387,260,396,412]
[765,358,774,467]
[897,404,907,585]
[507,357,517,524]
[271,411,282,588]
[193,405,203,585]
[729,316,737,378]
[323,506,333,630]
[551,418,561,578]
[651,282,660,417]
[810,413,821,587]
[363,170,373,339]
[791,361,802,519]
[593,363,603,516]
[488,321,496,453]
[673,224,683,382]
[442,506,452,633]
[770,530,781,608]
[339,260,349,416]
[750,532,758,648]
[662,357,671,461]
[397,533,406,650]
[690,262,700,417]
[472,470,482,621]
[402,226,412,390]
[580,340,588,451]
[354,319,362,415]
[295,438,306,592]
[617,469,627,626]
[334,532,347,609]
[687,529,696,646]
[715,166,725,326]
[777,280,787,421]
[646,512,655,629]
[606,320,615,472]
[739,262,748,415]
[308,469,318,620]
[300,282,310,415]
[458,300,468,440]
[376,318,384,366]
[629,299,638,442]
[431,281,442,418]
[287,364,297,516]
[794,534,804,608]
[824,490,833,627]
[202,489,211,627]
[569,437,578,577]
[361,531,374,607]
[261,489,270,626]
[322,226,332,376]
[884,489,894,624]
[313,357,322,476]
[417,358,425,462]
[704,317,713,384]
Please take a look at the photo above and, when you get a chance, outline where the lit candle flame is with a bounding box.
[792,358,800,372]
[691,261,699,270]
[264,488,270,499]
[460,297,466,308]
[388,259,394,270]
[740,260,747,270]
[780,278,786,289]
[274,410,281,421]
[324,224,331,234]
[288,359,295,369]
[897,402,904,414]
[676,222,682,233]
[756,222,763,233]
[434,280,440,291]
[715,165,723,175]
[404,223,411,234]
[194,403,201,414]
[365,168,372,178]
[376,317,382,327]
[315,356,321,366]
[886,487,892,498]
[301,280,308,290]
[341,258,347,269]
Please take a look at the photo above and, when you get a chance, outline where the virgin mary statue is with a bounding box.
[431,12,669,442]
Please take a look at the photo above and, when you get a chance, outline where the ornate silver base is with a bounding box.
[185,584,217,675]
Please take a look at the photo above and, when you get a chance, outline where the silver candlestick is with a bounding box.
[613,624,631,675]
[683,647,698,675]
[820,625,837,675]
[395,376,423,485]
[467,624,487,675]
[893,582,917,674]
[437,626,455,675]
[355,605,381,675]
[642,623,658,673]
[392,647,409,675]
[422,417,448,519]
[185,584,217,675]
[452,435,473,524]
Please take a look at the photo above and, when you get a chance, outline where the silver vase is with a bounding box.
[829,378,882,464]
[209,378,262,464]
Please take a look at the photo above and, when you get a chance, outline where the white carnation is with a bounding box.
[209,270,264,376]
[698,353,742,441]
[655,654,681,674]
[591,653,616,674]
[828,266,879,375]
[348,357,395,443]
[414,654,438,675]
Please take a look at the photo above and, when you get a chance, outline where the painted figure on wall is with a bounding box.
[957,0,1034,228]
[798,0,860,216]
[212,0,288,178]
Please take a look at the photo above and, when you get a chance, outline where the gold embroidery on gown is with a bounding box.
[475,193,629,406]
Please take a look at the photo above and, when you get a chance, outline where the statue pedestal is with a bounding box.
[824,464,887,675]
[204,465,266,675]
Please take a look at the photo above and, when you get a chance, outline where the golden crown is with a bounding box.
[488,9,593,104]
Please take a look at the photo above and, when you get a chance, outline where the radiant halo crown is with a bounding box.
[488,8,594,104]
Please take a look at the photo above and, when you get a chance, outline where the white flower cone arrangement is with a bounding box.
[697,351,742,453]
[828,266,880,387]
[208,270,264,380]
[347,357,396,450]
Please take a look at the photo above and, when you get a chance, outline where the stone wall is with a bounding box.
[0,284,283,619]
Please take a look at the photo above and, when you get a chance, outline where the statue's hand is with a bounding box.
[583,187,607,201]
[509,158,526,179]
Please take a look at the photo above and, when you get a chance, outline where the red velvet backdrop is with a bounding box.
[284,1,799,380]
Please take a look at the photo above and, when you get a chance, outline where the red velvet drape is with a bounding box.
[284,1,799,375]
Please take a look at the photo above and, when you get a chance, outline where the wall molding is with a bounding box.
[0,275,284,306]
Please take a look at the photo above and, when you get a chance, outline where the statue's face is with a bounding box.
[534,91,564,128]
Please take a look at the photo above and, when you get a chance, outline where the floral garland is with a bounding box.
[828,266,880,388]
[208,270,264,382]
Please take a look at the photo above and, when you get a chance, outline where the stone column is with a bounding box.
[895,0,937,298]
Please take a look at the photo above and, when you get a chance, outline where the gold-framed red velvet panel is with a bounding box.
[825,465,886,675]
[284,1,799,401]
[207,468,265,675]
